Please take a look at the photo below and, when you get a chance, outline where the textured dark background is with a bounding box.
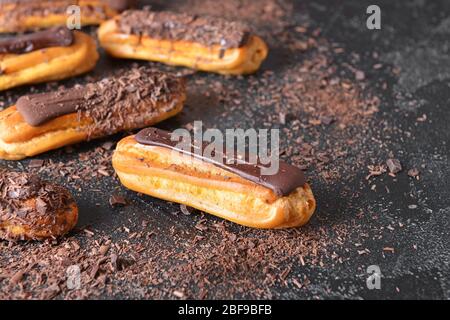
[0,0,449,299]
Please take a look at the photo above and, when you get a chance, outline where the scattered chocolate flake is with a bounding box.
[180,204,192,216]
[319,116,335,125]
[407,168,420,178]
[109,194,127,207]
[16,67,185,137]
[355,70,365,81]
[9,270,25,285]
[28,159,45,168]
[0,169,74,241]
[101,141,115,151]
[386,158,402,174]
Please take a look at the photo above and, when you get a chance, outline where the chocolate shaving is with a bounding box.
[117,9,250,49]
[0,169,73,239]
[109,194,127,207]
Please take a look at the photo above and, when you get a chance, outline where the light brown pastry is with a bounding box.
[0,28,99,91]
[113,128,316,229]
[0,68,186,160]
[0,169,78,240]
[98,9,269,75]
[0,0,134,33]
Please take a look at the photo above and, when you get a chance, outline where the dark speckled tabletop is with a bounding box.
[0,0,449,299]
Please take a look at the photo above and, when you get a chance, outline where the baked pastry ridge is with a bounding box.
[0,68,186,160]
[113,128,316,229]
[0,169,78,240]
[0,0,134,32]
[98,9,269,75]
[0,28,99,91]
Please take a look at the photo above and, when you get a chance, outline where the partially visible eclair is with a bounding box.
[0,68,186,160]
[0,169,78,240]
[98,9,269,75]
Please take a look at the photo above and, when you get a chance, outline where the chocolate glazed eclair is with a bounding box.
[0,169,78,240]
[98,9,269,75]
[0,27,99,91]
[0,0,135,33]
[113,128,316,229]
[0,68,186,160]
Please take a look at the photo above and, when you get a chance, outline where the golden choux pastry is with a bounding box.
[0,0,134,33]
[113,128,316,229]
[0,169,78,240]
[0,68,186,160]
[0,27,99,91]
[98,9,269,75]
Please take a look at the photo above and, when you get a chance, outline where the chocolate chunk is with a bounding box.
[386,158,402,174]
[0,170,73,234]
[0,27,73,54]
[407,168,420,178]
[117,9,250,49]
[319,116,335,125]
[135,128,306,196]
[35,197,47,214]
[180,204,192,216]
[109,194,127,207]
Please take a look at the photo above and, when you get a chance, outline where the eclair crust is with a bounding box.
[113,136,316,229]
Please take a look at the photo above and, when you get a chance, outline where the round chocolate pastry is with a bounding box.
[0,169,78,240]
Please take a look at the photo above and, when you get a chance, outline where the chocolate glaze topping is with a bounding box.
[16,68,185,137]
[135,128,306,196]
[0,169,73,230]
[117,9,250,49]
[0,27,73,54]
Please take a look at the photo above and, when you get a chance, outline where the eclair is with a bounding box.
[0,68,186,160]
[0,0,134,33]
[112,128,316,229]
[0,169,78,240]
[0,27,99,91]
[98,9,269,75]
